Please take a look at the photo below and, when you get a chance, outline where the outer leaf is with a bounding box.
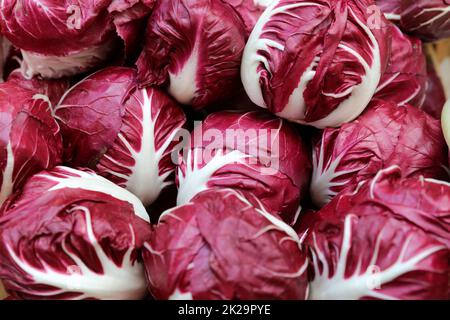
[0,82,62,205]
[55,67,135,167]
[374,24,426,108]
[376,0,403,20]
[377,0,450,41]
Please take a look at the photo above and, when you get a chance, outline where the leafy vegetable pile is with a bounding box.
[0,0,449,300]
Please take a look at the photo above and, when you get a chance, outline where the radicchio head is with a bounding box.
[374,24,426,109]
[176,111,311,225]
[143,188,309,300]
[304,213,448,300]
[421,58,447,119]
[241,0,391,128]
[136,0,247,110]
[0,82,62,205]
[55,67,186,209]
[443,99,450,151]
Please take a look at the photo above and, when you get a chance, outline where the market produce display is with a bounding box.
[0,0,449,301]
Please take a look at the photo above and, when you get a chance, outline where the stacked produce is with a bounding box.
[0,0,449,300]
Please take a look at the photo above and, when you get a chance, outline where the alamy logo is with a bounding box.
[66,5,82,30]
[367,5,384,30]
